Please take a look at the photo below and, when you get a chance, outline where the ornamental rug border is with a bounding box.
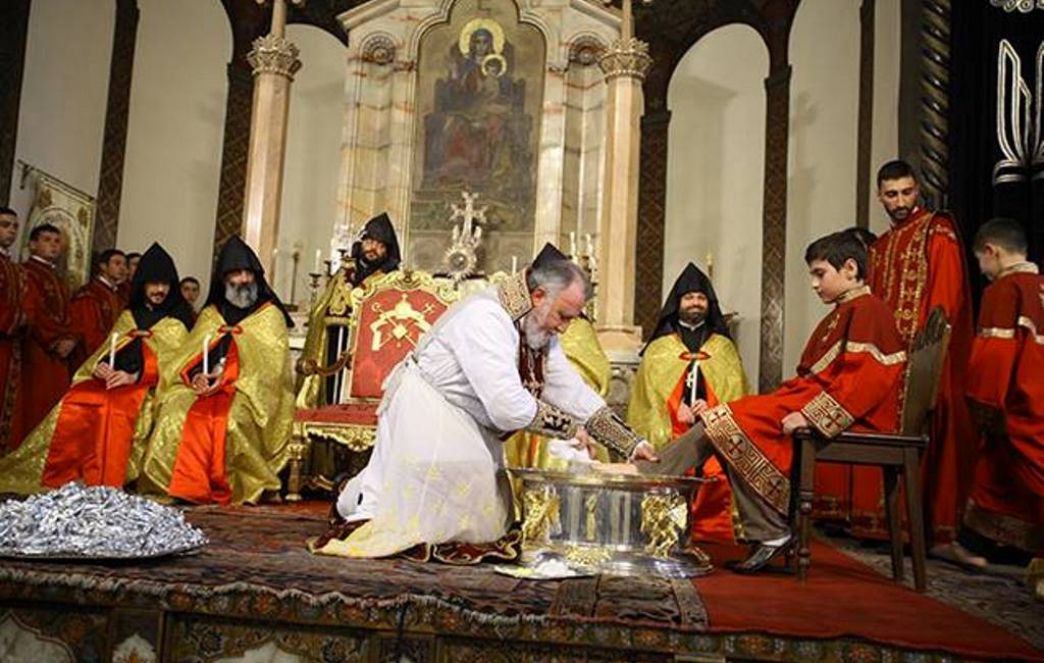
[0,508,709,649]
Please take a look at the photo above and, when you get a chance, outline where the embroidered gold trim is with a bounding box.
[835,284,871,304]
[526,400,581,439]
[845,341,907,366]
[964,499,1044,553]
[997,261,1039,278]
[701,405,790,515]
[496,271,533,321]
[809,340,843,375]
[980,316,1044,344]
[801,392,855,438]
[584,405,641,458]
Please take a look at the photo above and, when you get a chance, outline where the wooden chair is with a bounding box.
[288,270,459,499]
[792,306,951,592]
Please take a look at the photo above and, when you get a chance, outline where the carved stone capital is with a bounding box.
[597,37,652,81]
[361,35,396,65]
[247,34,303,79]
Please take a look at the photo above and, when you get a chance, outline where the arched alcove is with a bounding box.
[664,24,768,379]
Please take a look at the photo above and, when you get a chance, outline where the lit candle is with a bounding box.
[569,231,577,257]
[511,255,518,274]
[202,334,212,377]
[108,332,118,367]
[313,249,321,273]
[584,233,593,256]
[706,252,714,280]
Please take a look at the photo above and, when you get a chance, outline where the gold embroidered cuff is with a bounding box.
[801,392,855,438]
[584,406,641,458]
[526,400,581,440]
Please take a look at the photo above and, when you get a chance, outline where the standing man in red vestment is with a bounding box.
[940,219,1042,569]
[10,223,77,448]
[619,232,906,573]
[0,207,26,451]
[70,249,127,366]
[857,160,976,546]
[117,251,141,306]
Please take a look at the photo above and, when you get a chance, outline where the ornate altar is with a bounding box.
[289,270,460,498]
[512,468,712,578]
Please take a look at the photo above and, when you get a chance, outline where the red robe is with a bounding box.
[0,252,24,449]
[963,263,1043,553]
[851,207,976,543]
[70,277,124,366]
[10,257,74,448]
[701,287,906,516]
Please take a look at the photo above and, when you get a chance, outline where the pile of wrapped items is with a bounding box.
[0,483,208,559]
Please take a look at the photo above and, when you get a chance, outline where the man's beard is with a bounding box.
[678,309,707,326]
[522,299,554,350]
[888,206,912,222]
[225,281,259,309]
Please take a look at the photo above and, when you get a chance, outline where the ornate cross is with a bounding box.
[450,191,487,242]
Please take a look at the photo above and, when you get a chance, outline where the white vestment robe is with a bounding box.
[328,284,605,557]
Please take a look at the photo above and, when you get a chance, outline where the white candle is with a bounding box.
[108,332,118,367]
[313,249,321,273]
[511,256,518,274]
[569,231,577,257]
[584,233,593,256]
[202,334,212,377]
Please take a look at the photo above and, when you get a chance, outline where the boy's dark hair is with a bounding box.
[0,206,17,217]
[180,276,200,287]
[876,159,917,188]
[972,217,1027,254]
[805,231,868,280]
[29,223,61,242]
[97,248,126,267]
[126,251,142,261]
[843,226,878,251]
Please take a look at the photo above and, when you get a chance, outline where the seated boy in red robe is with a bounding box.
[610,231,907,574]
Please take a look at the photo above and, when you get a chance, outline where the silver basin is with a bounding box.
[510,467,713,578]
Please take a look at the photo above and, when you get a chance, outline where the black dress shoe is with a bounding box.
[725,535,795,574]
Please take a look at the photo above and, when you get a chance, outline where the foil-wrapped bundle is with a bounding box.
[0,483,208,559]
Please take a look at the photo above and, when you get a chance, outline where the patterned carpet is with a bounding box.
[827,529,1044,651]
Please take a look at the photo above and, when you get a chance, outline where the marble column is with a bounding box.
[595,34,651,354]
[242,0,302,275]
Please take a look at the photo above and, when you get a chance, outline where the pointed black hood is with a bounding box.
[129,242,195,330]
[649,262,729,343]
[532,242,569,268]
[350,212,401,283]
[206,236,293,327]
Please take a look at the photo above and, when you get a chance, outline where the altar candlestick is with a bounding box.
[569,231,577,257]
[511,256,518,274]
[313,249,321,274]
[706,252,714,280]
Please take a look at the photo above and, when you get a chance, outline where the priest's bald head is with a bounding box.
[524,245,591,349]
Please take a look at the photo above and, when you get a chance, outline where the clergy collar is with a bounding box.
[97,275,117,291]
[677,319,706,332]
[497,270,533,322]
[0,246,9,259]
[997,261,1039,278]
[835,284,870,304]
[29,254,54,268]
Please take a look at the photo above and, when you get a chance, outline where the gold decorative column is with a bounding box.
[241,0,303,274]
[595,0,652,354]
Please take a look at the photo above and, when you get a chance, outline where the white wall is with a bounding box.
[783,0,861,373]
[9,0,114,237]
[275,25,346,307]
[869,0,901,236]
[117,0,229,294]
[664,25,768,381]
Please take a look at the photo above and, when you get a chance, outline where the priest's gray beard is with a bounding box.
[225,281,259,309]
[522,298,554,350]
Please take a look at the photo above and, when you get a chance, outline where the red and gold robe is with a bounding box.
[0,311,188,493]
[69,277,124,366]
[963,263,1043,553]
[140,302,294,505]
[10,257,74,448]
[0,251,24,449]
[627,332,748,542]
[701,287,906,516]
[851,207,976,543]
